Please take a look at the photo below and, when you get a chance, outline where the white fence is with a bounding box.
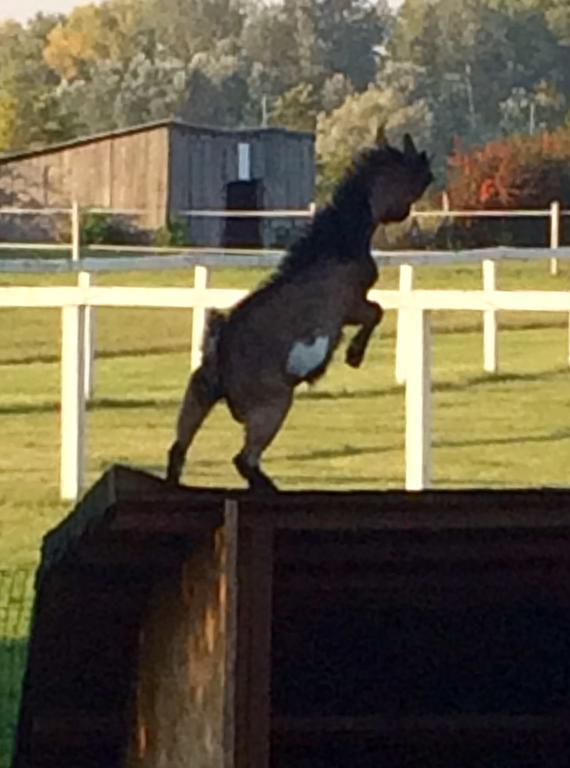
[1,244,570,501]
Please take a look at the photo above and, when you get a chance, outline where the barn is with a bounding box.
[0,120,315,247]
[13,465,570,768]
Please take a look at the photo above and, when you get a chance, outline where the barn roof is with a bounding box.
[0,118,314,166]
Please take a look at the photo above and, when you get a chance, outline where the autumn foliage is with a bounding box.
[446,129,570,246]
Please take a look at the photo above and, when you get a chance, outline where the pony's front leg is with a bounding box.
[345,300,384,368]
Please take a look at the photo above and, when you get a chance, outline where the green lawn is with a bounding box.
[0,257,569,764]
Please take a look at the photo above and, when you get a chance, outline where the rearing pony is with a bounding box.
[167,132,433,491]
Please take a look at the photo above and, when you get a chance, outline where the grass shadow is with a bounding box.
[435,428,570,452]
[0,344,190,368]
[279,443,403,463]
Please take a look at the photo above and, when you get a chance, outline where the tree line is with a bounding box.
[1,0,569,198]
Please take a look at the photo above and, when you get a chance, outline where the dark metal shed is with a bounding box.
[0,121,315,246]
[13,466,570,768]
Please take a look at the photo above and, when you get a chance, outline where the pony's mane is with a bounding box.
[268,143,405,283]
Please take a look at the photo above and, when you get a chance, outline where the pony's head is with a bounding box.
[348,132,434,226]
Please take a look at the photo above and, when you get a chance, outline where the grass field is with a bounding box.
[0,257,569,763]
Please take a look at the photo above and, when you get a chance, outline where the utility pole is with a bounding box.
[529,100,536,135]
[261,95,268,127]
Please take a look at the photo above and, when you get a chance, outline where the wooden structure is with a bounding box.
[0,120,314,245]
[14,466,570,767]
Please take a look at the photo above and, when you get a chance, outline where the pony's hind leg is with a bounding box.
[233,394,292,492]
[166,366,221,484]
[345,300,384,368]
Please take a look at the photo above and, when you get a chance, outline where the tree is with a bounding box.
[147,0,245,62]
[321,73,355,113]
[384,0,570,156]
[270,83,319,132]
[240,0,390,115]
[314,0,391,90]
[0,15,74,152]
[56,46,190,134]
[43,0,149,80]
[316,84,433,200]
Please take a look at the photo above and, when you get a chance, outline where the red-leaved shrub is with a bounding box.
[444,129,570,247]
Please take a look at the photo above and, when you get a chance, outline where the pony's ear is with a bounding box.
[403,133,417,156]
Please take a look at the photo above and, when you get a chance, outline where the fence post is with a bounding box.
[567,313,570,368]
[60,301,86,501]
[71,201,96,399]
[395,264,414,384]
[405,308,432,491]
[550,200,560,276]
[308,201,316,217]
[191,265,210,371]
[482,259,498,373]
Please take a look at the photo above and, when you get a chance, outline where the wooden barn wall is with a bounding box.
[169,126,315,247]
[0,127,169,242]
[126,528,229,768]
[254,132,314,247]
[169,126,233,247]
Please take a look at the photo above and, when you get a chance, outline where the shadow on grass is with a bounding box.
[278,473,405,486]
[1,364,568,417]
[0,396,179,415]
[435,428,570,451]
[302,366,570,403]
[279,443,403,463]
[0,637,28,767]
[0,344,189,368]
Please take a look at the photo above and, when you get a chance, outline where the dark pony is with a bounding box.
[167,132,433,491]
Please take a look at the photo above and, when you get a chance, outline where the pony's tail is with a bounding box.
[199,309,226,394]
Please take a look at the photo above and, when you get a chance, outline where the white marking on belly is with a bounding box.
[287,335,330,378]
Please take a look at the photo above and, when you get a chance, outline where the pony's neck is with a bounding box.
[321,179,374,258]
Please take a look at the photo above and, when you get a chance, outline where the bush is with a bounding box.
[447,128,570,247]
[153,216,189,247]
[81,212,147,246]
[81,212,114,244]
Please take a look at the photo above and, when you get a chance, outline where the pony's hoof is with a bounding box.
[249,477,279,494]
[345,345,363,368]
[234,455,279,494]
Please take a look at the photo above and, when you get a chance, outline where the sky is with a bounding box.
[2,0,402,25]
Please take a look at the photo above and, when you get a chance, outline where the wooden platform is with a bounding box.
[13,466,570,767]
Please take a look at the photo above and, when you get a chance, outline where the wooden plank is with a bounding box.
[271,712,570,745]
[274,530,570,566]
[239,491,570,531]
[144,128,164,228]
[32,712,123,745]
[108,507,223,534]
[223,500,273,768]
[274,564,570,605]
[246,521,274,768]
[223,501,239,768]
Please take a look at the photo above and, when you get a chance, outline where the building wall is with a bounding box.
[252,130,315,248]
[0,126,169,242]
[169,125,237,247]
[169,125,315,247]
[0,122,314,246]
